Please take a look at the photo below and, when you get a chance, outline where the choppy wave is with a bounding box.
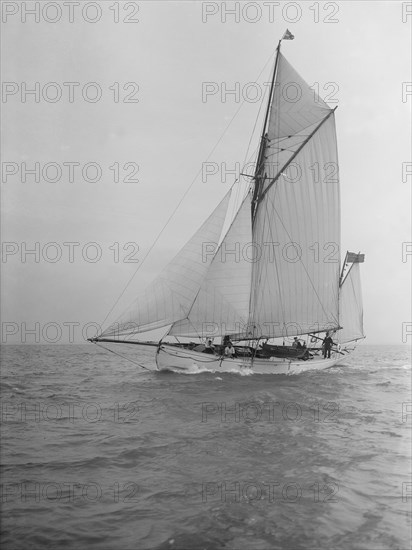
[1,344,410,550]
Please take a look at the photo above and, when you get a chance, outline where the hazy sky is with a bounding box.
[1,0,411,344]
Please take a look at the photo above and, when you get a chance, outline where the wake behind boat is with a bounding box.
[90,31,365,374]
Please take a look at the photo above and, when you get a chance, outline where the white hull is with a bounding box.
[156,344,347,375]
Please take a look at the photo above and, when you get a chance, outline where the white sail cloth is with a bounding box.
[246,49,340,338]
[170,194,253,338]
[261,52,332,196]
[97,49,362,344]
[268,52,331,140]
[250,116,340,338]
[337,263,364,343]
[99,191,231,338]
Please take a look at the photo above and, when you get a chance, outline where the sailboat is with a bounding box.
[90,33,365,374]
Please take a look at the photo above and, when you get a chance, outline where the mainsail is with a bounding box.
[249,48,340,338]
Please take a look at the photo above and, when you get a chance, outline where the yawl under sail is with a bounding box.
[90,34,365,374]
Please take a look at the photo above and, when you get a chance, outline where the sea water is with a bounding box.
[1,344,411,550]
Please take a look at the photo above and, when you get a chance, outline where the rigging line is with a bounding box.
[244,144,261,166]
[340,252,358,285]
[266,188,286,326]
[239,144,261,191]
[268,135,300,144]
[229,179,242,226]
[98,49,279,336]
[249,197,278,331]
[265,172,312,327]
[264,189,287,326]
[92,341,154,371]
[258,109,337,205]
[230,50,279,223]
[242,145,262,182]
[169,304,203,341]
[339,251,348,286]
[265,144,302,155]
[267,147,301,156]
[241,60,272,173]
[186,314,203,340]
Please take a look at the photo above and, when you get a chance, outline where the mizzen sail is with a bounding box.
[337,261,365,343]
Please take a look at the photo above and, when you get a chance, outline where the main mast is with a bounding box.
[251,39,282,221]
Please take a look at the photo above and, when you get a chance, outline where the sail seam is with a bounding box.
[256,108,337,210]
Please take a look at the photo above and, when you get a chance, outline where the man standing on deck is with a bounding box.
[322,333,334,359]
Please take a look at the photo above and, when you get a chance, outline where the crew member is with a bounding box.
[322,333,334,359]
[224,342,235,358]
[204,339,215,354]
